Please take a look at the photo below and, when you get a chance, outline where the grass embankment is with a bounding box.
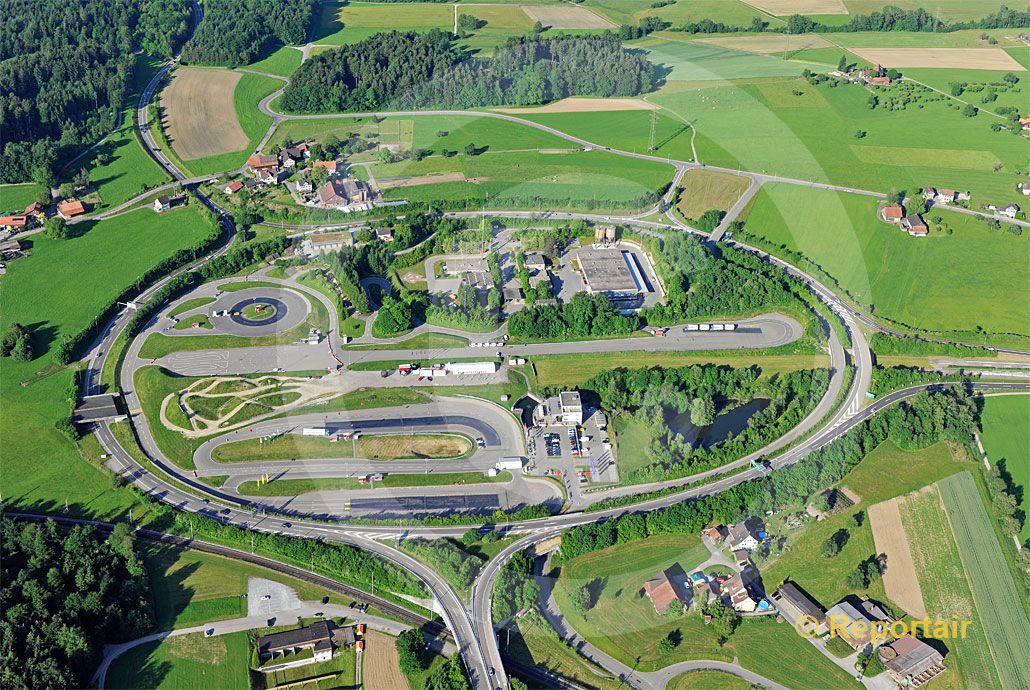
[504,614,625,690]
[107,629,251,690]
[237,471,511,496]
[212,433,472,462]
[345,332,470,350]
[979,395,1030,541]
[742,185,1030,345]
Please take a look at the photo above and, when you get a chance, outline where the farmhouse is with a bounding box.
[313,159,338,173]
[720,573,758,612]
[878,635,946,688]
[256,621,340,672]
[727,522,759,551]
[921,187,936,201]
[881,204,904,223]
[24,202,45,220]
[936,189,957,204]
[57,199,85,220]
[643,570,686,614]
[0,215,28,231]
[902,214,929,236]
[284,143,310,162]
[223,181,243,195]
[247,154,280,172]
[825,601,888,652]
[533,390,583,426]
[771,582,828,636]
[154,196,171,212]
[316,178,372,211]
[1000,203,1019,219]
[1017,182,1030,196]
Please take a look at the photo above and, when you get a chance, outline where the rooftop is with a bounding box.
[578,248,645,294]
[257,621,332,657]
[72,394,122,424]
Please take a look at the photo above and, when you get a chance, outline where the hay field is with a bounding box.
[676,168,752,220]
[363,631,410,690]
[162,68,248,160]
[868,494,927,618]
[741,0,848,14]
[497,97,658,114]
[377,172,468,189]
[694,34,833,54]
[850,47,1025,70]
[521,5,615,29]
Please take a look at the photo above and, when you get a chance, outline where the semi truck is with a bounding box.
[302,427,330,437]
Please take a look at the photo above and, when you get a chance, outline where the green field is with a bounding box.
[0,205,213,516]
[668,670,752,690]
[0,183,42,212]
[169,297,215,318]
[504,614,626,690]
[313,1,451,46]
[638,38,821,83]
[213,435,355,462]
[827,28,1024,48]
[979,395,1030,540]
[843,1,1021,22]
[586,0,785,28]
[675,168,752,219]
[901,483,1000,690]
[517,108,695,161]
[741,184,1030,343]
[903,67,1028,113]
[761,440,967,607]
[107,629,251,690]
[345,332,469,350]
[654,76,1027,207]
[938,471,1030,690]
[237,470,509,496]
[246,45,303,77]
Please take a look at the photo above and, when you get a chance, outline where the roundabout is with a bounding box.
[231,297,284,325]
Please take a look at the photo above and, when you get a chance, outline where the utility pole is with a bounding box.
[648,108,657,152]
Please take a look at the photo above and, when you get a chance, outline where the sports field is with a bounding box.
[901,483,1001,690]
[940,471,1030,689]
[741,185,1030,342]
[162,68,248,159]
[979,395,1030,541]
[761,440,965,606]
[106,630,251,690]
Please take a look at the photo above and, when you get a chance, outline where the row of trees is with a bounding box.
[0,0,192,183]
[783,5,1028,34]
[507,292,639,340]
[181,0,314,66]
[557,387,979,563]
[281,31,656,113]
[0,520,153,688]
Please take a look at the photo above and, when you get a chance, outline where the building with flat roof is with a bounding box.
[578,248,646,297]
[524,252,547,272]
[444,257,487,275]
[533,390,583,426]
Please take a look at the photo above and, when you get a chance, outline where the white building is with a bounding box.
[533,391,583,426]
[727,522,759,551]
[445,361,497,376]
[1000,203,1020,219]
[497,457,525,471]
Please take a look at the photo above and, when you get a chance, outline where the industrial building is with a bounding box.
[533,390,583,426]
[577,248,651,301]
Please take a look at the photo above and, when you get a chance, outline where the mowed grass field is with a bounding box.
[900,483,1001,690]
[0,206,213,518]
[741,184,1030,343]
[979,395,1030,541]
[668,670,752,690]
[313,1,451,45]
[518,108,696,161]
[638,38,824,82]
[585,0,786,28]
[0,183,42,212]
[937,471,1030,690]
[246,45,303,78]
[676,168,752,219]
[653,75,1028,206]
[761,440,967,607]
[107,629,251,690]
[212,434,355,462]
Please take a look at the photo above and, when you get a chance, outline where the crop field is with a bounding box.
[938,471,1030,690]
[517,108,695,161]
[828,28,1024,48]
[374,149,674,209]
[761,440,965,606]
[585,0,786,28]
[743,0,848,15]
[653,76,1027,207]
[162,68,248,159]
[694,34,834,54]
[522,5,614,29]
[313,1,451,45]
[640,38,824,83]
[868,494,926,617]
[741,185,1030,342]
[246,45,303,77]
[901,483,1001,690]
[849,47,1024,70]
[979,395,1030,541]
[364,631,410,690]
[107,630,250,690]
[676,168,752,219]
[843,0,1018,22]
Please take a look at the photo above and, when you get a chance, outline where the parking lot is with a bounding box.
[527,408,618,488]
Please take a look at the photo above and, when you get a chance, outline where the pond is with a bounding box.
[513,395,538,427]
[664,398,771,449]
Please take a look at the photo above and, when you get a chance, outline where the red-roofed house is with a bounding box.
[882,204,904,223]
[247,154,280,172]
[313,160,338,173]
[1019,112,1030,130]
[223,181,244,194]
[57,199,86,219]
[644,571,685,615]
[0,215,28,231]
[903,214,929,236]
[24,202,45,219]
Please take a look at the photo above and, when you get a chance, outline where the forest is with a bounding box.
[0,520,153,688]
[508,292,639,340]
[280,30,656,113]
[181,0,314,67]
[557,386,980,563]
[0,0,192,183]
[586,364,829,482]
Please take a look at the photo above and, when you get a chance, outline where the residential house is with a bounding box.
[1000,203,1020,219]
[936,189,957,204]
[643,570,686,614]
[375,226,393,242]
[342,178,371,205]
[256,168,282,185]
[313,159,338,174]
[223,181,244,195]
[727,522,759,551]
[153,196,171,212]
[771,582,828,636]
[825,601,888,652]
[1020,112,1030,130]
[524,251,548,272]
[284,144,310,162]
[732,549,751,568]
[24,202,45,220]
[921,187,937,202]
[705,525,726,545]
[879,635,946,689]
[902,214,929,236]
[881,204,904,223]
[1017,182,1030,196]
[247,154,280,172]
[296,177,314,193]
[502,286,522,303]
[317,180,348,208]
[57,199,86,220]
[0,215,28,231]
[721,573,757,613]
[256,621,336,672]
[956,190,970,202]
